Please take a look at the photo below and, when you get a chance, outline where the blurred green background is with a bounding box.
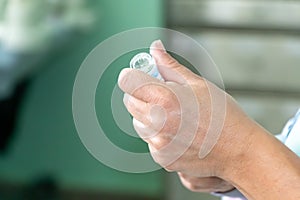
[0,0,166,199]
[0,0,300,200]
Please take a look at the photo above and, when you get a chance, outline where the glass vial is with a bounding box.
[129,52,163,80]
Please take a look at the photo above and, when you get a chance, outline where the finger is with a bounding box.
[124,93,167,130]
[179,172,220,184]
[118,68,170,103]
[133,103,168,143]
[148,143,182,168]
[150,40,197,84]
[123,93,151,125]
[132,118,159,142]
[178,173,234,193]
[178,173,220,192]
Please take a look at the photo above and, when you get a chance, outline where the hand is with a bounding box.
[118,40,300,199]
[118,40,255,178]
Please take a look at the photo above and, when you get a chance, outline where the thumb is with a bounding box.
[150,40,196,84]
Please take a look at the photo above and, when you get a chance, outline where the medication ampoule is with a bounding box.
[129,52,163,80]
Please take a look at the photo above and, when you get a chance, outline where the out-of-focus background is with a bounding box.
[0,0,299,200]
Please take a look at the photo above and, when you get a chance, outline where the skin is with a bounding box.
[118,40,300,200]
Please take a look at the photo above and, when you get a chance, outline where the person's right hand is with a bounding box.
[119,40,256,179]
[118,40,300,200]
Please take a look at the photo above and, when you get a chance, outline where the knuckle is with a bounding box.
[125,100,134,112]
[151,137,170,150]
[152,86,175,106]
[149,143,171,166]
[149,151,162,164]
[164,164,176,172]
[183,181,200,192]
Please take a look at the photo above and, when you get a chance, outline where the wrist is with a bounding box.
[212,110,259,178]
[223,122,300,199]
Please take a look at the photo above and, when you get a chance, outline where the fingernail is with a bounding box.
[150,40,166,52]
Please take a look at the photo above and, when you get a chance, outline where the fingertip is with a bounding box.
[118,68,132,88]
[150,43,196,84]
[150,39,166,56]
[118,68,133,81]
[149,40,181,72]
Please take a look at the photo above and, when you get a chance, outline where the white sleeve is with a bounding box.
[283,109,300,156]
[212,189,246,199]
